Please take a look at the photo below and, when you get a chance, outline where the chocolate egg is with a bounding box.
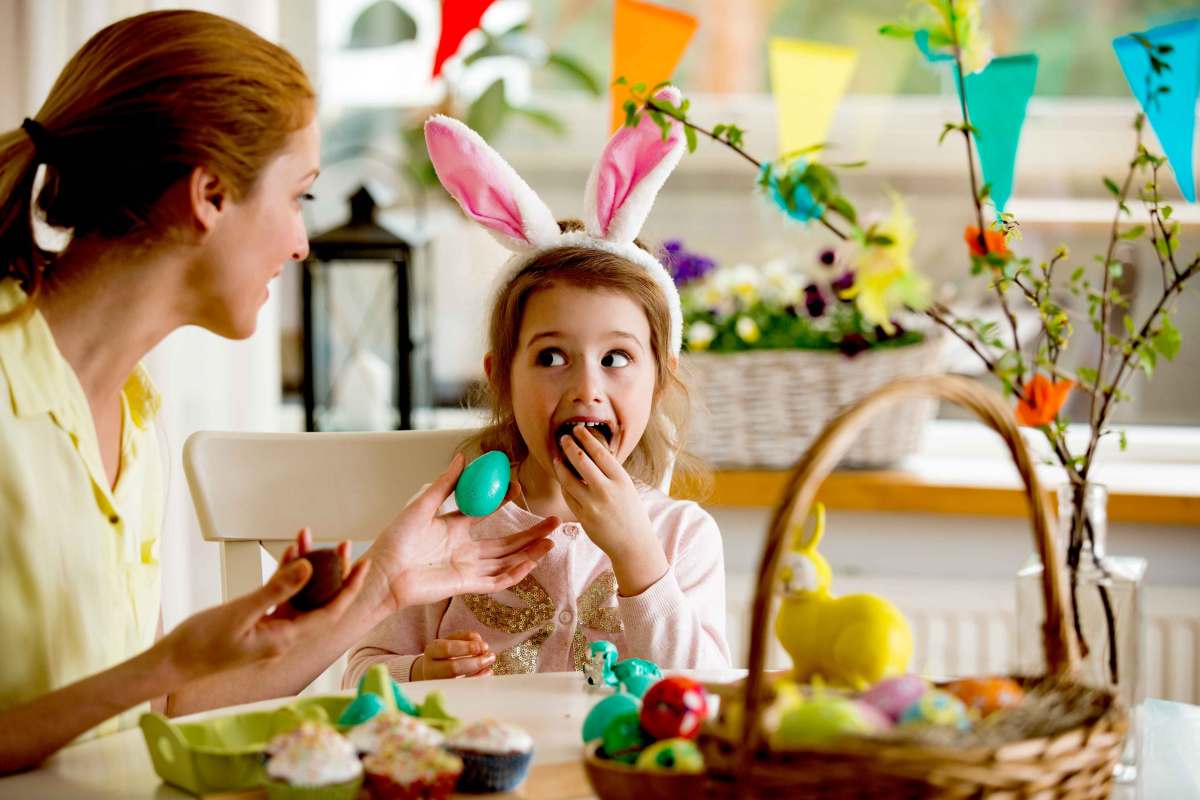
[861,675,929,722]
[290,549,344,611]
[455,451,511,517]
[945,677,1025,718]
[583,692,640,743]
[601,711,653,764]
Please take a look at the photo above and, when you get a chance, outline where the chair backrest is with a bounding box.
[183,429,470,601]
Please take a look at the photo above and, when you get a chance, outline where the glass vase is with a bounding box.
[1015,482,1146,783]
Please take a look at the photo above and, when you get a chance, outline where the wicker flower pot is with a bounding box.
[584,375,1127,799]
[682,331,944,469]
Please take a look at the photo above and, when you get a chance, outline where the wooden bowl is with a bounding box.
[582,740,709,800]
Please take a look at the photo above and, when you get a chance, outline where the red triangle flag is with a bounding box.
[432,0,497,78]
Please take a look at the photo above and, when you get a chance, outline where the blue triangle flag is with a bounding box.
[1114,20,1200,202]
[959,54,1039,213]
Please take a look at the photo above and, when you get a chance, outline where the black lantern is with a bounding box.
[301,186,431,432]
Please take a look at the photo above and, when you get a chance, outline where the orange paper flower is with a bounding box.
[964,225,1009,258]
[1015,374,1074,427]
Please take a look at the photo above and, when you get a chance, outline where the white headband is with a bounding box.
[424,87,686,353]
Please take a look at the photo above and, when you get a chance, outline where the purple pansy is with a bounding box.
[661,239,717,286]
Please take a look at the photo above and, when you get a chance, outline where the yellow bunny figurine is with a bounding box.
[774,504,914,690]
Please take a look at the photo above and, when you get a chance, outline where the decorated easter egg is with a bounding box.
[290,549,344,611]
[861,675,929,722]
[772,696,873,748]
[454,451,510,517]
[852,700,894,732]
[337,691,386,726]
[945,677,1025,718]
[601,712,653,764]
[640,677,709,740]
[634,738,705,773]
[583,692,640,743]
[898,689,972,731]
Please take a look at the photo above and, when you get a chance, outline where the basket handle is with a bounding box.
[736,375,1077,772]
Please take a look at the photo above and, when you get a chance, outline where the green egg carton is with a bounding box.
[140,695,349,796]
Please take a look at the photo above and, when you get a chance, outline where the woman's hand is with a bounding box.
[367,454,558,611]
[159,535,368,684]
[412,631,495,680]
[553,425,668,596]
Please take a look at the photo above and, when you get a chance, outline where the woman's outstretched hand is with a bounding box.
[159,537,368,683]
[368,453,558,610]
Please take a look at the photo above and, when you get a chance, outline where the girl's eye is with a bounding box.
[536,348,566,367]
[602,350,631,368]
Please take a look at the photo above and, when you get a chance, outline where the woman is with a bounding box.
[0,9,555,774]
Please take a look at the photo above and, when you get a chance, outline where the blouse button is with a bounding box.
[558,609,573,625]
[108,514,120,525]
[562,523,581,538]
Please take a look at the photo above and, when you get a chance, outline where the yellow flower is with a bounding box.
[735,316,761,344]
[842,194,930,333]
[918,0,993,74]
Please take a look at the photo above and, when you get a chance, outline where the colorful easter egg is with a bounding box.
[601,712,653,764]
[772,696,873,747]
[583,692,640,743]
[337,691,386,726]
[852,700,894,731]
[634,738,705,773]
[454,451,510,517]
[898,689,972,731]
[945,677,1025,718]
[861,675,929,721]
[640,677,710,740]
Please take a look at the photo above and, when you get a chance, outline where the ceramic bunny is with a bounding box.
[774,504,914,690]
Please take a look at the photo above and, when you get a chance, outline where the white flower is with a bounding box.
[687,321,717,351]
[735,316,761,344]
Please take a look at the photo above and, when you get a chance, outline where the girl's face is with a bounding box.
[506,285,657,481]
[192,118,319,339]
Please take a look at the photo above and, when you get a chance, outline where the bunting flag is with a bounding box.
[432,0,497,77]
[610,0,697,131]
[768,38,858,158]
[959,53,1039,212]
[1113,20,1200,202]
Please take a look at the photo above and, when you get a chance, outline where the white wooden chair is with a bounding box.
[183,429,470,602]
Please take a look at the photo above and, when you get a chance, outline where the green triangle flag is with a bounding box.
[959,54,1039,213]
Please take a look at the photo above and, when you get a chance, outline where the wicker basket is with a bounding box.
[584,375,1128,799]
[683,331,944,469]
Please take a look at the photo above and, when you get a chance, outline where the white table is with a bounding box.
[1,673,1195,799]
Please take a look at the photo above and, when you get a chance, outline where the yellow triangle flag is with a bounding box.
[611,0,698,132]
[768,38,858,158]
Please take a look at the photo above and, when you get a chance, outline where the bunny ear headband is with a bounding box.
[424,86,686,353]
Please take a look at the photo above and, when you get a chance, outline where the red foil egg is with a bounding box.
[639,676,710,740]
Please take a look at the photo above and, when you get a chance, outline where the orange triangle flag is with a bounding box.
[610,0,698,132]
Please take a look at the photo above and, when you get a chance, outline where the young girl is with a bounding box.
[345,88,730,682]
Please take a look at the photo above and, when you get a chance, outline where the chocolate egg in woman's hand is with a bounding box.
[289,548,345,611]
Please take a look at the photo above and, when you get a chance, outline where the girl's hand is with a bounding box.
[368,454,558,611]
[412,631,495,680]
[552,425,669,595]
[160,534,369,683]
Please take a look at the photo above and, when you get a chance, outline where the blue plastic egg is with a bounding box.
[898,689,972,731]
[337,691,385,726]
[583,692,640,743]
[454,451,511,517]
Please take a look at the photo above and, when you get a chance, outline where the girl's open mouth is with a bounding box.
[554,420,615,478]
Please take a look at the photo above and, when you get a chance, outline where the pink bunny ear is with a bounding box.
[585,86,686,243]
[424,115,559,251]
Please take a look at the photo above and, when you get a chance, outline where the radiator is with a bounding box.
[725,575,1200,705]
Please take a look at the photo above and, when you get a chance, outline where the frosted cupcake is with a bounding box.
[445,719,534,793]
[348,711,445,755]
[264,722,362,800]
[363,742,463,800]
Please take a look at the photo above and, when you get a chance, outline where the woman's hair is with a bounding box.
[463,221,709,495]
[0,10,315,322]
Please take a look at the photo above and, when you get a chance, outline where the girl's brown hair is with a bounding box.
[0,10,315,322]
[464,221,709,495]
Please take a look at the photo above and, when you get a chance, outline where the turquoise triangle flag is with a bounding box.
[1113,20,1200,202]
[959,54,1039,213]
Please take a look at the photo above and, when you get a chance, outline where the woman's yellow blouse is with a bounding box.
[0,280,163,739]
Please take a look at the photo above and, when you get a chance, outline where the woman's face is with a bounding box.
[505,284,658,482]
[192,118,319,339]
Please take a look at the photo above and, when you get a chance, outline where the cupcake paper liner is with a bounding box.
[263,775,363,800]
[448,748,534,794]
